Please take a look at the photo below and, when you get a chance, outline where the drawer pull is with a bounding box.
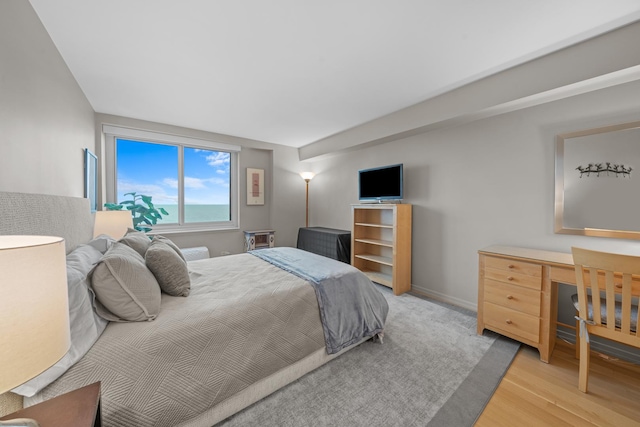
[505,319,513,325]
[506,295,514,300]
[508,264,515,269]
[507,276,514,281]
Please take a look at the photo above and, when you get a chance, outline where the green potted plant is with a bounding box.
[104,192,169,232]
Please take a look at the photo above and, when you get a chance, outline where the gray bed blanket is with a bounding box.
[251,247,389,354]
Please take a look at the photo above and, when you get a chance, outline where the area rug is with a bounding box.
[220,286,520,427]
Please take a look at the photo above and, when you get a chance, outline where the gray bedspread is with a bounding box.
[28,254,326,427]
[27,250,389,427]
[251,247,388,354]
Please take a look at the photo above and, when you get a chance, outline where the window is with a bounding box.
[104,125,240,232]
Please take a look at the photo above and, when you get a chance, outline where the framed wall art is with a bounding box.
[555,120,640,239]
[246,168,264,205]
[84,148,98,212]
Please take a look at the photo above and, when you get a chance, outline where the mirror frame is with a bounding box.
[555,119,640,240]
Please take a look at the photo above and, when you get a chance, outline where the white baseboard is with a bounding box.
[410,284,477,312]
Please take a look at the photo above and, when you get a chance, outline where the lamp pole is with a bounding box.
[304,178,310,227]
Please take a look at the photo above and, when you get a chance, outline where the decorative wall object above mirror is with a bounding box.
[555,120,640,240]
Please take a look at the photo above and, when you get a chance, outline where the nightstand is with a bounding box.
[0,382,101,427]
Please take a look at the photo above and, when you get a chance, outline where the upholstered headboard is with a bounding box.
[0,192,93,253]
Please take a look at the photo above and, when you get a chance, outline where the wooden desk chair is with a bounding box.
[571,247,640,393]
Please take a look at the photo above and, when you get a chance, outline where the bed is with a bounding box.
[0,191,388,427]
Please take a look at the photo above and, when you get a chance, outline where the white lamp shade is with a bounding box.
[0,235,70,394]
[93,210,133,239]
[300,172,315,181]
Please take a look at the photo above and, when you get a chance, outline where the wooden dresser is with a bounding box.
[482,255,543,346]
[477,245,574,363]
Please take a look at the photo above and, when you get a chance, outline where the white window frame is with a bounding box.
[103,125,241,234]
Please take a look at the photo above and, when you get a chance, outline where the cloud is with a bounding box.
[163,176,227,189]
[163,178,178,188]
[117,180,177,204]
[206,152,230,167]
[185,177,208,188]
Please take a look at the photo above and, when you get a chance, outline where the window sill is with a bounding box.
[147,224,239,235]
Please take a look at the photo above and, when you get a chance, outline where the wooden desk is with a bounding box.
[477,245,575,363]
[0,382,101,426]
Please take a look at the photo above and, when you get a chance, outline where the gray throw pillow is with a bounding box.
[145,239,190,297]
[153,235,186,261]
[90,242,161,322]
[119,228,151,257]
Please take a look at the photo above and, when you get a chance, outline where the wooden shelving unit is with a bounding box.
[351,204,412,295]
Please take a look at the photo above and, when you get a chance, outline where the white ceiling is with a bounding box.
[29,0,640,148]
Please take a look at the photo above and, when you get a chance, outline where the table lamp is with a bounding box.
[300,172,315,228]
[0,236,70,427]
[93,210,133,239]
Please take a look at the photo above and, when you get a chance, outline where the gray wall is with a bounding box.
[306,81,640,311]
[0,1,95,197]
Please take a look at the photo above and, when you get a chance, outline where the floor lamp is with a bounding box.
[300,172,315,227]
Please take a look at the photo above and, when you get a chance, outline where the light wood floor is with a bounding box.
[476,340,640,426]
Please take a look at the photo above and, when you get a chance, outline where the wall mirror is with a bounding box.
[555,120,640,240]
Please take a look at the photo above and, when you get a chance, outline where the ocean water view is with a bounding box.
[155,204,230,223]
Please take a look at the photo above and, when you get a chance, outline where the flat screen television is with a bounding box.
[358,163,403,202]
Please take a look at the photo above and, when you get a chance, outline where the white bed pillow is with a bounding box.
[90,242,161,322]
[12,242,108,397]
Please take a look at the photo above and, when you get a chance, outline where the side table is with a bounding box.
[0,382,101,427]
[243,230,275,251]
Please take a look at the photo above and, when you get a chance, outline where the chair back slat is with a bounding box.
[605,270,616,331]
[590,268,602,325]
[575,261,590,321]
[622,273,632,334]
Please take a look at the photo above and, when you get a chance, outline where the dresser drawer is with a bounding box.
[483,302,540,343]
[484,256,542,277]
[484,267,542,290]
[483,278,541,316]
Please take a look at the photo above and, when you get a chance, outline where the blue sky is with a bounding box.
[116,139,230,205]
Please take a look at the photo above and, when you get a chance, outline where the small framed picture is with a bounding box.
[84,148,98,212]
[246,168,264,205]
